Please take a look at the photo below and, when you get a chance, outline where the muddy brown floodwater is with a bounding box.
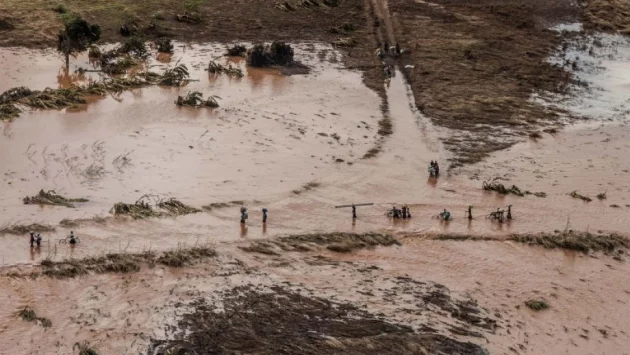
[1,38,630,355]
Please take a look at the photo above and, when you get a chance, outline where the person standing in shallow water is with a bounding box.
[240,207,248,224]
[262,208,268,223]
[352,204,357,219]
[29,232,35,248]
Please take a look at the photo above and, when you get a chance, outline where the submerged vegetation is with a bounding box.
[568,190,592,202]
[0,223,54,235]
[157,198,202,215]
[111,196,200,219]
[40,246,216,278]
[23,190,88,208]
[291,181,320,195]
[208,61,244,77]
[175,91,220,108]
[17,306,52,328]
[0,64,191,120]
[240,233,400,255]
[147,284,487,355]
[525,299,549,311]
[73,341,98,355]
[482,180,546,197]
[435,231,629,255]
[511,231,628,254]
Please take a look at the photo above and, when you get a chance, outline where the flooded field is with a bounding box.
[1,27,629,355]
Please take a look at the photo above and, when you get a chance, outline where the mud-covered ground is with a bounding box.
[0,0,626,162]
[2,234,629,354]
[2,0,630,354]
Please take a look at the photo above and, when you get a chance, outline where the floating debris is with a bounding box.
[208,61,244,77]
[23,190,88,208]
[568,190,592,202]
[157,198,201,215]
[525,299,549,311]
[482,180,546,197]
[175,91,220,108]
[17,306,52,328]
[110,200,162,219]
[111,196,201,219]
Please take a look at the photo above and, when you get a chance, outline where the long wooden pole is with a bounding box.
[334,203,374,208]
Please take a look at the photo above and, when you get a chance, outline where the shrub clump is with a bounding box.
[227,44,247,57]
[247,42,295,67]
[156,38,174,53]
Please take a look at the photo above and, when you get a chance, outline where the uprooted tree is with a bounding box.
[57,13,101,68]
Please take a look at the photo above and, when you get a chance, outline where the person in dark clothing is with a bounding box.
[240,207,248,224]
[29,232,35,248]
[262,208,268,223]
[36,233,42,247]
[69,231,77,245]
[467,205,473,220]
[507,205,512,220]
[434,161,440,175]
[395,43,401,56]
[352,204,357,219]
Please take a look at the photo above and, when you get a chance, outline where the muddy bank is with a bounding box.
[0,0,385,98]
[149,284,488,355]
[584,0,630,33]
[388,0,579,167]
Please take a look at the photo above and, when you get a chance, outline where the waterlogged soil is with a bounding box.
[1,238,629,354]
[2,41,630,267]
[1,12,630,355]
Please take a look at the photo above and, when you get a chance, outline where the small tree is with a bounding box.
[57,13,101,68]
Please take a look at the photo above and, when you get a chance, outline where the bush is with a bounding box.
[156,38,174,53]
[246,42,295,67]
